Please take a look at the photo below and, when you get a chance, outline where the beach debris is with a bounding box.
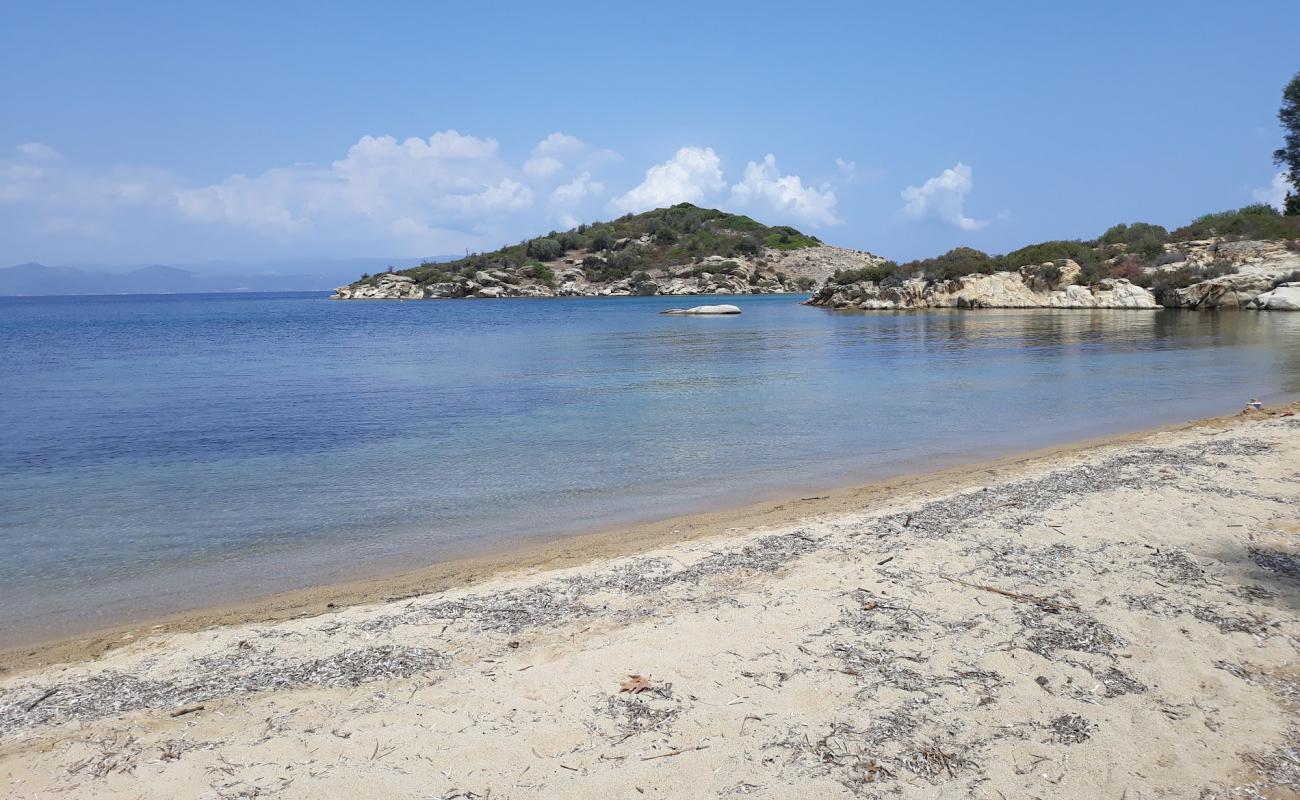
[1020,606,1124,658]
[641,744,710,761]
[1048,713,1094,745]
[939,575,1079,614]
[169,703,204,718]
[0,645,445,736]
[1249,547,1300,580]
[23,686,59,712]
[619,674,655,694]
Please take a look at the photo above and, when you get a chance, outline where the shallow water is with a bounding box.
[2,292,1298,641]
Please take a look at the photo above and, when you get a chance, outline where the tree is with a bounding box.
[1275,72,1300,215]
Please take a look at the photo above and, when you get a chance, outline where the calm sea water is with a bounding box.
[2,292,1298,642]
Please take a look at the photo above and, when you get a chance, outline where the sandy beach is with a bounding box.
[1,407,1298,799]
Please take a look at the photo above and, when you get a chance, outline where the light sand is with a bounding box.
[1,408,1298,798]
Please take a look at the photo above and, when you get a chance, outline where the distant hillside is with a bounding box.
[335,204,886,299]
[0,258,428,296]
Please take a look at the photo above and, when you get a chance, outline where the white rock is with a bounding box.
[1250,283,1300,311]
[659,304,742,315]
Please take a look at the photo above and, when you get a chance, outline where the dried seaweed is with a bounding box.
[1047,713,1094,745]
[1,645,444,736]
[1019,607,1123,658]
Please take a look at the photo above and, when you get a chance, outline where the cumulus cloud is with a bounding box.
[900,162,986,231]
[1253,171,1294,210]
[551,171,603,208]
[610,146,725,213]
[835,157,856,176]
[522,156,563,177]
[173,130,537,245]
[729,154,839,227]
[522,132,613,179]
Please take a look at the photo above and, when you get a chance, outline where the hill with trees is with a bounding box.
[333,204,886,299]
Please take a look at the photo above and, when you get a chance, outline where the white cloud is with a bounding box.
[533,132,586,157]
[900,162,987,231]
[835,157,856,176]
[17,142,63,161]
[611,146,725,213]
[522,132,603,178]
[0,143,180,208]
[551,171,603,208]
[729,154,839,227]
[1253,171,1294,210]
[523,156,563,177]
[172,131,536,242]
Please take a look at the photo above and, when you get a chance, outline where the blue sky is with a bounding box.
[2,0,1296,267]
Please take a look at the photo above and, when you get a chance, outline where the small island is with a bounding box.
[331,204,886,300]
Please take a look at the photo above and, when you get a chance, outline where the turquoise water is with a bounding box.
[2,292,1298,641]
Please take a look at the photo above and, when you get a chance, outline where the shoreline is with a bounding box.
[2,402,1287,675]
[2,404,1297,798]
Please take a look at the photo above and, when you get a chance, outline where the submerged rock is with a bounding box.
[659,304,742,315]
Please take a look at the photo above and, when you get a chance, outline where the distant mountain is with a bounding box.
[0,257,451,296]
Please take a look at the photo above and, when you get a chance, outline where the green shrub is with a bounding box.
[1149,261,1236,293]
[525,237,563,261]
[998,240,1101,270]
[1171,204,1300,240]
[529,263,556,287]
[764,226,821,250]
[831,261,900,285]
[897,248,995,281]
[1099,222,1169,252]
[717,214,765,232]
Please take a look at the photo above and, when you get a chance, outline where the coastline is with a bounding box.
[1,403,1289,673]
[2,404,1297,798]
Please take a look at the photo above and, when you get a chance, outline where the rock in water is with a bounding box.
[1249,283,1300,311]
[659,304,742,315]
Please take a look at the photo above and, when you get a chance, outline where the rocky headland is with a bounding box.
[808,212,1300,312]
[333,244,886,300]
[332,204,886,300]
[806,260,1159,310]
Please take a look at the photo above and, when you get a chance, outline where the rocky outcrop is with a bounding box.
[807,260,1158,311]
[660,304,742,315]
[1150,239,1300,309]
[333,273,427,300]
[1248,282,1300,310]
[337,254,801,300]
[332,243,894,301]
[762,245,891,286]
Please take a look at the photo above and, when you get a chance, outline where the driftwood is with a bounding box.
[24,687,58,713]
[940,576,1079,613]
[641,745,709,761]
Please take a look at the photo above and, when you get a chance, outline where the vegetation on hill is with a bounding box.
[828,204,1300,289]
[354,204,821,288]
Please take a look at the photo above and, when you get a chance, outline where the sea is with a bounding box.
[2,291,1297,642]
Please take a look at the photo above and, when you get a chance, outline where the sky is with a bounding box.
[1,0,1297,268]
